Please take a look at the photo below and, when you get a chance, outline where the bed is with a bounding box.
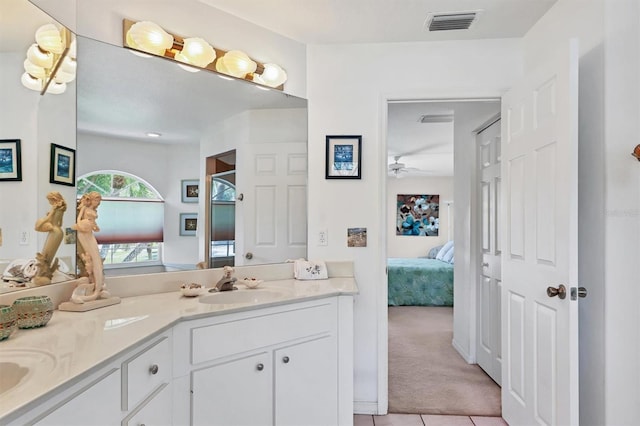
[387,258,454,306]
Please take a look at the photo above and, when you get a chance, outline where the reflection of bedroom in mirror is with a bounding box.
[385,99,502,416]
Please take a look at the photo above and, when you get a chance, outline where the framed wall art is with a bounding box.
[0,139,22,181]
[396,194,440,236]
[181,179,199,203]
[50,143,75,186]
[180,213,198,236]
[325,135,361,179]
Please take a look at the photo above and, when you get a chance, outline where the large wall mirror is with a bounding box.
[1,0,308,293]
[1,0,77,293]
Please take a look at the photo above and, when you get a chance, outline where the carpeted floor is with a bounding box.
[388,306,501,416]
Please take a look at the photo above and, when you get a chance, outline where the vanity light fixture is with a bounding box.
[123,19,287,90]
[21,24,75,95]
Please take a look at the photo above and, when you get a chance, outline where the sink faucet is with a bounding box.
[215,277,237,292]
[212,265,238,292]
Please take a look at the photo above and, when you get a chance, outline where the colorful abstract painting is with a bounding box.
[396,194,439,236]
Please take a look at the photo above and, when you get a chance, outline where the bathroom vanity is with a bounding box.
[0,264,357,426]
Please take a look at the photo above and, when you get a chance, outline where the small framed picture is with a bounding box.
[347,227,367,247]
[0,139,22,181]
[181,179,199,203]
[180,213,198,236]
[326,135,362,179]
[49,143,75,186]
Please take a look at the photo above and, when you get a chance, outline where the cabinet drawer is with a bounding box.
[191,301,337,365]
[122,383,172,426]
[122,336,171,411]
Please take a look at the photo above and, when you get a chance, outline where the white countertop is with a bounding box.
[0,277,358,422]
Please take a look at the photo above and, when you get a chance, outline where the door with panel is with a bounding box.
[501,39,580,426]
[236,141,307,266]
[476,117,502,386]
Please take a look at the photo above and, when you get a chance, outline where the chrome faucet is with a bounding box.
[210,265,238,292]
[215,277,237,292]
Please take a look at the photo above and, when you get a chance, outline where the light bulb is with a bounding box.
[23,59,45,79]
[218,50,256,78]
[126,21,174,56]
[21,72,42,91]
[259,63,287,88]
[27,43,53,68]
[176,37,216,68]
[36,24,64,54]
[46,81,67,94]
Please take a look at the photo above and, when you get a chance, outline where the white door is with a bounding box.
[501,39,579,426]
[477,118,502,385]
[236,142,307,265]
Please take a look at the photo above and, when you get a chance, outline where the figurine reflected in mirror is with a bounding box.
[33,191,67,286]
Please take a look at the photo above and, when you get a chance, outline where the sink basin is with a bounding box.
[199,289,289,305]
[0,349,56,395]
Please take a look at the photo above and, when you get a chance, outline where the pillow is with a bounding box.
[435,240,454,261]
[426,245,443,259]
[442,246,455,263]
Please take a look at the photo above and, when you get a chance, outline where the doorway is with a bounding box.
[385,99,501,416]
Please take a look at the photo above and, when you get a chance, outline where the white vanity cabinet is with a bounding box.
[173,297,350,426]
[6,333,172,426]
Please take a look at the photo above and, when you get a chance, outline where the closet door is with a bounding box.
[476,117,502,385]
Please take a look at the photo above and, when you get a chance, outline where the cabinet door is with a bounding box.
[191,352,272,426]
[274,335,338,426]
[34,369,120,426]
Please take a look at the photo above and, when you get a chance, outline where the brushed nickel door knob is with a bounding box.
[547,284,567,300]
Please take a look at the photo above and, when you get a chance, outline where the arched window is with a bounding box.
[77,171,164,268]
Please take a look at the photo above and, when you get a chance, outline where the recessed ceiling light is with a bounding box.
[146,132,161,137]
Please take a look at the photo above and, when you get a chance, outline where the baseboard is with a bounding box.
[452,338,475,364]
[354,401,381,415]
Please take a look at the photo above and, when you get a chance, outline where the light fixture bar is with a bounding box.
[122,19,284,90]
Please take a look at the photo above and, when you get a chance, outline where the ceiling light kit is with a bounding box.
[21,23,76,95]
[123,19,287,90]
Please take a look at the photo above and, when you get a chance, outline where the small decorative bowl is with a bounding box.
[180,283,206,297]
[240,278,264,289]
[0,305,17,341]
[12,296,54,329]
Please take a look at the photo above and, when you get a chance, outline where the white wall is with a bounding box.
[386,176,453,258]
[77,133,200,265]
[307,39,522,412]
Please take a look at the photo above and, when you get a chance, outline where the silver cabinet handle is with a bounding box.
[282,356,290,364]
[482,262,489,267]
[256,363,264,371]
[149,364,159,375]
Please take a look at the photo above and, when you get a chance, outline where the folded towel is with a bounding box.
[294,259,328,280]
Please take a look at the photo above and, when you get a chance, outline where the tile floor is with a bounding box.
[354,413,508,426]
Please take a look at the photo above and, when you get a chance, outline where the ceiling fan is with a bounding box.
[388,156,419,178]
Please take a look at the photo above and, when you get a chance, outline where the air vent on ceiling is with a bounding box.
[426,11,480,32]
[419,114,454,123]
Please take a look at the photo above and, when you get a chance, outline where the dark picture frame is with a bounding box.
[0,139,22,181]
[49,143,75,186]
[181,179,199,203]
[325,135,362,179]
[180,212,198,236]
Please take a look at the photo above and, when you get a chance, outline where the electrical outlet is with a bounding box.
[318,229,328,246]
[19,230,29,246]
